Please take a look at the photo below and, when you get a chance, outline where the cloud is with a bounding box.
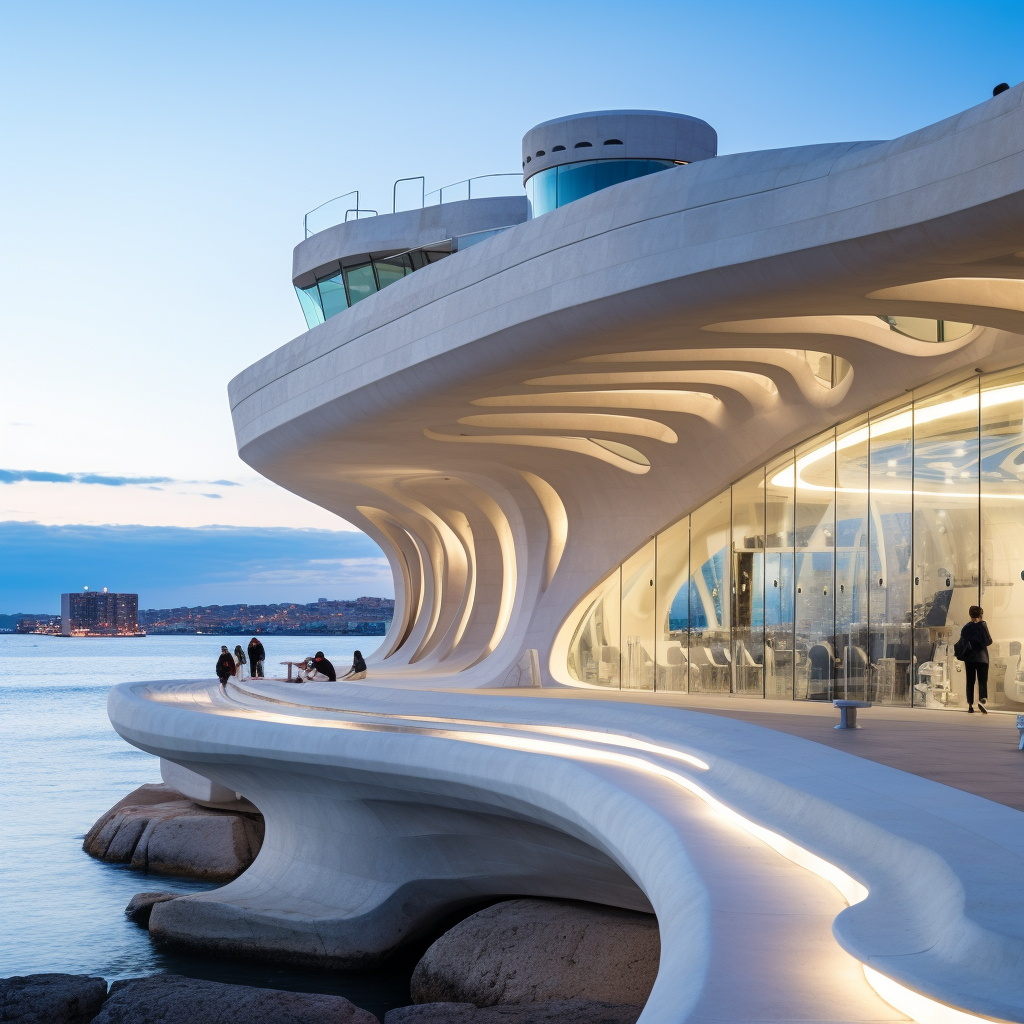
[0,469,239,488]
[200,493,222,499]
[0,521,392,613]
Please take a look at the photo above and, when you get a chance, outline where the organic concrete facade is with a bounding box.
[108,92,1024,1022]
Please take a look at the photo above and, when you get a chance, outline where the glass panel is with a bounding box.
[374,259,409,291]
[317,271,349,319]
[980,369,1024,710]
[528,167,557,218]
[656,517,690,691]
[795,429,836,701]
[621,540,656,690]
[731,468,765,697]
[556,160,600,207]
[765,452,795,699]
[912,380,980,709]
[552,159,676,211]
[868,404,914,704]
[688,493,731,693]
[566,569,620,687]
[836,418,871,700]
[295,285,325,330]
[344,263,377,305]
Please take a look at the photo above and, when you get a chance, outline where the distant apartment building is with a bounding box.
[61,589,139,636]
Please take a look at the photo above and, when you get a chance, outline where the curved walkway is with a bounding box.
[109,678,1024,1023]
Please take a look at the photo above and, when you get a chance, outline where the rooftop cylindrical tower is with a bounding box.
[521,109,717,217]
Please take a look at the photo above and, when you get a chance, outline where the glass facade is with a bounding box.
[526,159,678,218]
[294,249,446,331]
[566,366,1024,710]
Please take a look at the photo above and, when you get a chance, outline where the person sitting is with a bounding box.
[215,646,235,691]
[247,636,266,678]
[341,650,368,681]
[304,651,336,682]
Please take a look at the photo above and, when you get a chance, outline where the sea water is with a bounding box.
[0,633,420,1020]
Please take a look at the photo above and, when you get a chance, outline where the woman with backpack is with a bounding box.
[956,606,993,714]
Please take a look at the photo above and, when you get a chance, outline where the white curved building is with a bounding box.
[110,95,1024,1023]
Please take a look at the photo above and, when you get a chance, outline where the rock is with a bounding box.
[83,785,263,881]
[92,974,377,1024]
[410,900,658,1009]
[385,1001,641,1023]
[0,973,108,1024]
[125,891,180,926]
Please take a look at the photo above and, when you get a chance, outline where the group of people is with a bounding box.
[216,637,266,685]
[301,649,367,682]
[215,638,367,689]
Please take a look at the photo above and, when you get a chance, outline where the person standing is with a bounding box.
[958,606,993,714]
[247,636,266,678]
[216,645,235,691]
[233,644,247,680]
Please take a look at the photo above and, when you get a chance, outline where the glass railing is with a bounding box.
[304,175,525,237]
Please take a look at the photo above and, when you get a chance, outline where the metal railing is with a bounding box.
[304,191,377,238]
[305,173,525,238]
[424,173,523,207]
[393,176,425,214]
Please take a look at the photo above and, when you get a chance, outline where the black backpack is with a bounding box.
[953,634,973,661]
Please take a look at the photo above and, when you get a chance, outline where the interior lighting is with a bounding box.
[770,383,1024,500]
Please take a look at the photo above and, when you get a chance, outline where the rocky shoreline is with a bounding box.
[5,786,660,1022]
[5,895,655,1023]
[82,784,263,881]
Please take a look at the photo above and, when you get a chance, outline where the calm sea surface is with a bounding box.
[0,633,422,1020]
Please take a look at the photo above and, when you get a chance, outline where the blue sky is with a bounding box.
[1,0,1022,611]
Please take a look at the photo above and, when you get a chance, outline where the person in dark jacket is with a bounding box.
[309,651,336,682]
[216,646,235,690]
[341,650,368,680]
[959,606,993,714]
[247,637,266,678]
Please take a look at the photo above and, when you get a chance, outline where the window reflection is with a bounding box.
[295,285,325,330]
[980,373,1024,708]
[317,270,349,320]
[527,159,677,218]
[656,517,690,691]
[566,569,620,687]
[869,405,913,704]
[621,541,655,690]
[912,381,979,708]
[345,263,377,305]
[564,362,1024,711]
[765,453,795,699]
[731,468,765,697]
[688,494,731,693]
[795,430,836,701]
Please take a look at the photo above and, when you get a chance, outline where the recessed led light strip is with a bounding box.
[224,680,711,770]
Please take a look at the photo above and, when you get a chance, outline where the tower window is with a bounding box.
[603,139,623,145]
[552,145,566,151]
[574,141,592,148]
[536,150,545,157]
